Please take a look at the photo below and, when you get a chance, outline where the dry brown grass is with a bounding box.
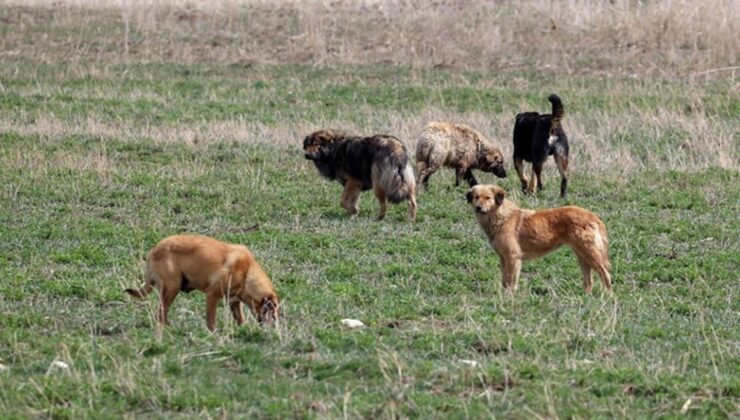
[0,0,737,174]
[1,0,738,78]
[2,102,736,174]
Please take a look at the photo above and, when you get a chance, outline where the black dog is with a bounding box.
[303,129,417,221]
[512,94,570,197]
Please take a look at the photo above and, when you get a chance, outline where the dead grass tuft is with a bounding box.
[1,0,738,77]
[2,104,736,174]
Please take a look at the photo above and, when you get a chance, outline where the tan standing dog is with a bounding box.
[125,235,279,331]
[467,185,612,292]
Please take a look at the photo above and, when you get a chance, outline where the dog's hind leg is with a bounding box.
[417,162,431,190]
[595,263,612,292]
[555,153,569,198]
[532,161,544,192]
[576,244,613,293]
[418,160,441,190]
[576,254,594,293]
[157,284,179,327]
[372,185,387,221]
[340,180,362,217]
[407,189,417,222]
[514,158,529,193]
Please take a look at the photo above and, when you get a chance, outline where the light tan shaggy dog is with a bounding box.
[125,235,279,331]
[467,185,612,292]
[416,122,507,189]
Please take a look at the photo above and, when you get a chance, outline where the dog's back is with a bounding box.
[512,112,541,162]
[416,122,486,161]
[513,95,568,162]
[146,235,249,291]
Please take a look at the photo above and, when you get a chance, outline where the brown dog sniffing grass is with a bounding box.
[467,185,612,293]
[125,235,279,331]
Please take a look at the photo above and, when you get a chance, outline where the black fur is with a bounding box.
[180,273,195,293]
[512,94,570,197]
[303,131,411,202]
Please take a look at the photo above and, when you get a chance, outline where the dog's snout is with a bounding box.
[495,166,507,178]
[475,205,484,213]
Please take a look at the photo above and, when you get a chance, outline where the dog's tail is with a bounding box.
[591,220,611,271]
[548,94,564,123]
[125,266,155,299]
[377,152,416,204]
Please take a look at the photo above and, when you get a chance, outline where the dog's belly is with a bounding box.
[336,170,372,190]
[517,232,565,259]
[520,243,562,260]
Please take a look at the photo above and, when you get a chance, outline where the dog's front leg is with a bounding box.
[514,158,529,193]
[340,180,362,216]
[455,166,469,187]
[500,255,522,291]
[463,168,479,187]
[205,293,221,332]
[230,300,245,325]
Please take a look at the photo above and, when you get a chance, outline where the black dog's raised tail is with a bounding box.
[548,94,564,123]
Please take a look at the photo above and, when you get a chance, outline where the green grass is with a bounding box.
[0,63,738,418]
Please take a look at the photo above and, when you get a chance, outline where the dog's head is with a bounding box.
[256,294,280,325]
[478,148,507,178]
[466,184,505,214]
[303,130,338,161]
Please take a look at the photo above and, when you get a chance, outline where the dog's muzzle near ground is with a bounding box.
[493,166,507,178]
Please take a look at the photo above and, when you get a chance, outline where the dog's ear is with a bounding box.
[494,189,505,205]
[466,190,473,203]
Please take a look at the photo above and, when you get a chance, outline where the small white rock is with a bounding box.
[341,319,365,329]
[50,360,69,370]
[680,398,692,414]
[0,363,8,372]
[459,359,479,367]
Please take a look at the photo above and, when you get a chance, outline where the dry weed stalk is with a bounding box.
[0,0,737,77]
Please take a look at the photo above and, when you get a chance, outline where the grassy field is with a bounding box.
[1,1,739,418]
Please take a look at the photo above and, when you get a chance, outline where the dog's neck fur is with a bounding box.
[475,199,519,238]
[475,138,489,160]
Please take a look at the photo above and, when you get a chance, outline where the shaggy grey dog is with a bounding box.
[416,122,506,189]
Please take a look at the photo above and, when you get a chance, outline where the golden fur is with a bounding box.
[416,122,506,189]
[125,235,279,331]
[467,185,612,292]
